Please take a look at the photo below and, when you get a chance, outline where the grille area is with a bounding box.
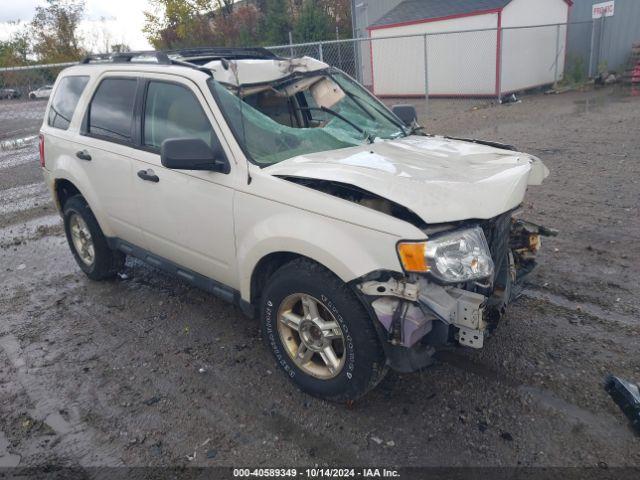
[481,212,512,290]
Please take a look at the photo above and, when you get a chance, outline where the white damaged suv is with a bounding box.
[40,48,553,401]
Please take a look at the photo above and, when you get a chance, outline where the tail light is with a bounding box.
[39,134,45,167]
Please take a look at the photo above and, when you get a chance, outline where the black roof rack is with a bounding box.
[79,47,280,73]
[80,51,172,64]
[165,46,278,64]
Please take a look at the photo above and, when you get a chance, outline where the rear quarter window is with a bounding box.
[47,76,90,130]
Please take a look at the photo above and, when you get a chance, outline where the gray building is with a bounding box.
[351,0,403,39]
[352,0,640,83]
[350,0,403,85]
[567,0,640,76]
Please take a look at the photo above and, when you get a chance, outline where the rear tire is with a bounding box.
[261,258,387,402]
[63,195,125,280]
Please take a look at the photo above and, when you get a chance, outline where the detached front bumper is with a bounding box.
[357,217,556,373]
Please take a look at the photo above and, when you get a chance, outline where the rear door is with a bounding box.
[74,75,144,246]
[129,75,238,288]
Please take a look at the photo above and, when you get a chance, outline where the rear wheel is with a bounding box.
[261,259,387,401]
[63,195,125,280]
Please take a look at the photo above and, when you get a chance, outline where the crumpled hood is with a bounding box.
[264,135,548,224]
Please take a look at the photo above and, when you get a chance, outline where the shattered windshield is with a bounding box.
[208,70,407,166]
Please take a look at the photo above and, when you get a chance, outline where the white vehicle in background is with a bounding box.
[39,48,555,401]
[29,85,53,100]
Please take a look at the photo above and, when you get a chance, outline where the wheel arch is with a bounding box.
[54,178,82,211]
[51,173,115,238]
[249,252,321,308]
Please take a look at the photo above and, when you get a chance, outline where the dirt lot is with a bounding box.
[0,98,48,142]
[1,87,639,471]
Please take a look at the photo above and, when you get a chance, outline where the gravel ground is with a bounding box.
[0,98,47,142]
[0,86,639,470]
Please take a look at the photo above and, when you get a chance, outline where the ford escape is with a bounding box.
[40,48,554,401]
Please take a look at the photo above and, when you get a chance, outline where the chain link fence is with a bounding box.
[0,20,631,142]
[0,62,75,142]
[0,62,75,100]
[268,21,602,117]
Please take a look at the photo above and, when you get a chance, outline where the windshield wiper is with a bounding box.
[300,106,374,143]
[342,91,375,120]
[352,94,409,135]
[409,124,426,135]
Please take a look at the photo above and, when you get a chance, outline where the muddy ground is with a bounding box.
[0,87,639,470]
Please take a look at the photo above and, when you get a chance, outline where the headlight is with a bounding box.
[397,227,494,283]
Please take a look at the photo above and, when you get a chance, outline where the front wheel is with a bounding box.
[261,259,387,402]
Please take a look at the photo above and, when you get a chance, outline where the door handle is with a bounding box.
[137,169,160,183]
[76,150,91,161]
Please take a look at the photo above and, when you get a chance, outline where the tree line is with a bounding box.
[0,0,91,67]
[0,0,352,67]
[144,0,352,50]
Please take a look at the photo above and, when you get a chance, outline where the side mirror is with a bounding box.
[391,104,418,126]
[160,138,229,173]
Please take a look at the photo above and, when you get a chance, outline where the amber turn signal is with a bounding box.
[397,242,429,272]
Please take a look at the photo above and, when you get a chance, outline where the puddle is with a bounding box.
[522,288,638,328]
[0,431,21,467]
[573,89,634,114]
[518,385,633,439]
[44,412,73,436]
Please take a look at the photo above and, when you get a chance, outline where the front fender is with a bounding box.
[236,201,408,302]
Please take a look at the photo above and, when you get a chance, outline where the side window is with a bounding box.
[88,78,137,142]
[143,81,215,150]
[47,76,89,130]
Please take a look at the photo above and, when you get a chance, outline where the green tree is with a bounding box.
[143,0,216,50]
[293,0,332,43]
[31,0,86,63]
[0,27,31,67]
[111,44,131,53]
[320,0,352,38]
[213,5,263,47]
[215,0,234,16]
[263,0,290,45]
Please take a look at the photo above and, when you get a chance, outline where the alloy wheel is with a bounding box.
[277,293,346,379]
[69,213,95,266]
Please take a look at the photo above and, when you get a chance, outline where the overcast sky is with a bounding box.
[0,0,153,51]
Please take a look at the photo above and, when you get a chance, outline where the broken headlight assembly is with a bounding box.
[398,226,494,283]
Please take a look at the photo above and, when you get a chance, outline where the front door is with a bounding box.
[131,77,238,288]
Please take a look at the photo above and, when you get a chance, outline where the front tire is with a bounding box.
[261,259,387,401]
[63,195,125,280]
